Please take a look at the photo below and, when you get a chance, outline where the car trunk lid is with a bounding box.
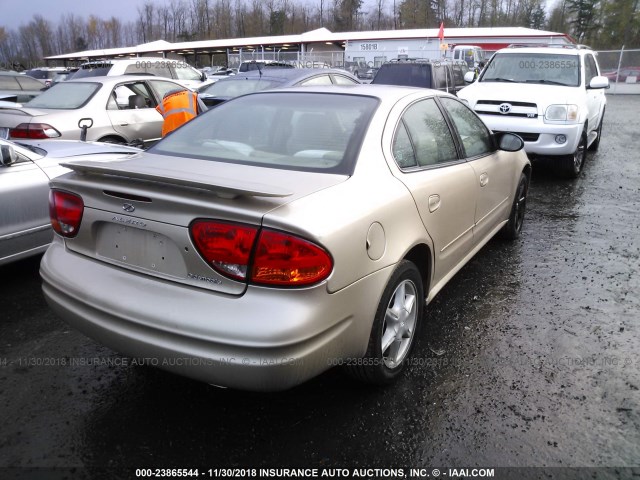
[50,153,347,295]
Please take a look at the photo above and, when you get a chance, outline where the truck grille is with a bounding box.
[475,100,538,118]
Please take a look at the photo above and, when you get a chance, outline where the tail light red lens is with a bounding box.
[251,230,333,286]
[10,123,61,139]
[191,221,258,280]
[49,190,84,238]
[190,220,333,286]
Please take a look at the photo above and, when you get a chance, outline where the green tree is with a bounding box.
[566,0,601,43]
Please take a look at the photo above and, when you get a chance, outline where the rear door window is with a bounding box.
[16,76,45,90]
[299,75,333,86]
[393,98,458,168]
[0,76,20,90]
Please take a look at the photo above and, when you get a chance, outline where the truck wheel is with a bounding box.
[346,260,423,385]
[560,131,587,179]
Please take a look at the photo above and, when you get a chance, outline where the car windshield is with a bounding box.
[199,78,284,97]
[481,53,580,87]
[26,82,101,109]
[150,92,379,175]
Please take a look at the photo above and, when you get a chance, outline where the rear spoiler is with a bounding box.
[60,160,293,199]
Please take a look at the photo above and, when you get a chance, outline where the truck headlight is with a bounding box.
[545,104,579,121]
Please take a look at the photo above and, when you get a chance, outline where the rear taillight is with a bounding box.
[251,230,333,286]
[191,220,258,281]
[10,123,61,139]
[190,220,332,286]
[49,190,84,238]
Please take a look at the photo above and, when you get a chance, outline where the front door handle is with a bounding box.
[479,172,489,187]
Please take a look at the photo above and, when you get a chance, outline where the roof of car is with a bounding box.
[250,83,451,102]
[497,45,590,55]
[218,68,358,83]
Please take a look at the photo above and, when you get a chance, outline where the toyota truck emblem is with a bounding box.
[499,103,512,114]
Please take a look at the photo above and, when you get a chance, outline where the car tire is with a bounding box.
[559,130,587,179]
[500,172,529,240]
[346,260,423,385]
[588,108,605,152]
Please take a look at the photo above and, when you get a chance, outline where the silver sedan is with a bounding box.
[0,138,140,266]
[0,75,186,146]
[41,85,531,391]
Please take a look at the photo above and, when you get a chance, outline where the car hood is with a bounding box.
[460,81,583,106]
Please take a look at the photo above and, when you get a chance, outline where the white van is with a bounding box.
[452,45,486,68]
[70,57,207,89]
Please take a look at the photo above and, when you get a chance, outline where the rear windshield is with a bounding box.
[372,64,433,88]
[150,92,379,175]
[71,64,113,79]
[481,53,580,87]
[26,82,101,109]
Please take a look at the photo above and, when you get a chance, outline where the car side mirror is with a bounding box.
[588,76,610,89]
[496,132,524,152]
[0,145,17,166]
[201,72,207,82]
[464,71,476,83]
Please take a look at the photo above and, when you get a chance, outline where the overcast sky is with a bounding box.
[1,0,561,31]
[0,0,146,29]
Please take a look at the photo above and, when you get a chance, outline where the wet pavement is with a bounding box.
[1,95,639,480]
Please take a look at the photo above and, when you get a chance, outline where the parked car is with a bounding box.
[24,67,69,87]
[602,66,640,83]
[197,68,360,107]
[237,60,295,72]
[347,60,371,79]
[70,57,207,88]
[0,71,46,103]
[41,85,531,391]
[0,75,187,146]
[50,69,78,85]
[0,138,140,266]
[371,60,470,95]
[458,44,608,178]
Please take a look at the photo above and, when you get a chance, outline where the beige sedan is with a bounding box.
[41,85,530,391]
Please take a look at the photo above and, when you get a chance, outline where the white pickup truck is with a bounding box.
[458,45,609,178]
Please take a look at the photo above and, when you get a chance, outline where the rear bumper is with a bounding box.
[40,240,392,391]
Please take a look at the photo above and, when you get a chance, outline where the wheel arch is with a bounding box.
[403,243,432,299]
[97,134,128,144]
